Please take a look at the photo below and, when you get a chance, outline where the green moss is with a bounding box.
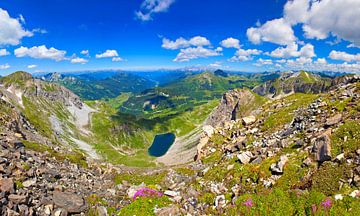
[331,120,360,156]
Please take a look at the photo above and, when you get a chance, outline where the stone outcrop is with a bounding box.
[206,89,257,127]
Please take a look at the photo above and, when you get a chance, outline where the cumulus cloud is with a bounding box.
[95,50,119,58]
[230,48,262,62]
[71,57,88,64]
[0,49,10,56]
[248,0,360,46]
[174,46,222,62]
[14,45,67,61]
[162,36,210,50]
[329,50,360,62]
[220,37,240,49]
[0,63,10,70]
[268,42,315,59]
[0,8,33,45]
[80,50,89,57]
[254,58,273,67]
[135,0,175,21]
[27,64,37,69]
[247,18,296,45]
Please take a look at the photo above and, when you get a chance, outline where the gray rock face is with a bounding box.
[206,89,256,127]
[312,130,332,162]
[52,191,87,213]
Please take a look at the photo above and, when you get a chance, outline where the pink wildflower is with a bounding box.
[243,198,254,207]
[133,188,163,199]
[321,198,332,209]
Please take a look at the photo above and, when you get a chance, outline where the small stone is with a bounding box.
[214,195,226,208]
[22,178,37,188]
[203,125,215,137]
[53,191,87,213]
[227,164,234,170]
[237,151,253,164]
[349,190,360,198]
[270,155,288,175]
[242,116,256,126]
[164,190,179,197]
[312,130,332,162]
[96,206,108,216]
[0,178,14,193]
[334,194,343,200]
[325,114,342,127]
[302,158,313,167]
[8,194,28,204]
[156,205,180,216]
[356,149,360,156]
[336,153,345,162]
[44,204,53,215]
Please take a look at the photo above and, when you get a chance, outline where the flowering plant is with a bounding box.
[133,188,163,199]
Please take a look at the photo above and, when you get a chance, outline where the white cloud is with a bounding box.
[0,8,33,45]
[247,18,296,45]
[80,50,89,55]
[268,42,315,59]
[285,0,360,46]
[174,47,222,62]
[135,0,175,21]
[71,57,88,64]
[112,57,123,62]
[0,63,10,70]
[0,49,10,56]
[230,48,262,62]
[27,65,37,69]
[14,45,67,61]
[209,61,222,68]
[316,58,327,64]
[189,36,210,47]
[329,50,360,62]
[95,50,119,58]
[27,64,37,69]
[284,0,309,25]
[254,58,273,67]
[220,37,240,49]
[162,36,210,50]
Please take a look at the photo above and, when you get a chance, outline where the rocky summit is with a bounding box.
[0,70,359,215]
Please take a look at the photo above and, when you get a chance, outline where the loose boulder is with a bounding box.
[312,130,332,162]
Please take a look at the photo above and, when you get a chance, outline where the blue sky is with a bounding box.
[0,0,359,75]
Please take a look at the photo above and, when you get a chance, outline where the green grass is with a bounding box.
[331,120,360,156]
[118,196,171,216]
[262,93,319,133]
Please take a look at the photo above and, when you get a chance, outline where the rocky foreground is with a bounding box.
[1,74,360,215]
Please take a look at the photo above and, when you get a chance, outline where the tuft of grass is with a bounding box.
[331,120,360,156]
